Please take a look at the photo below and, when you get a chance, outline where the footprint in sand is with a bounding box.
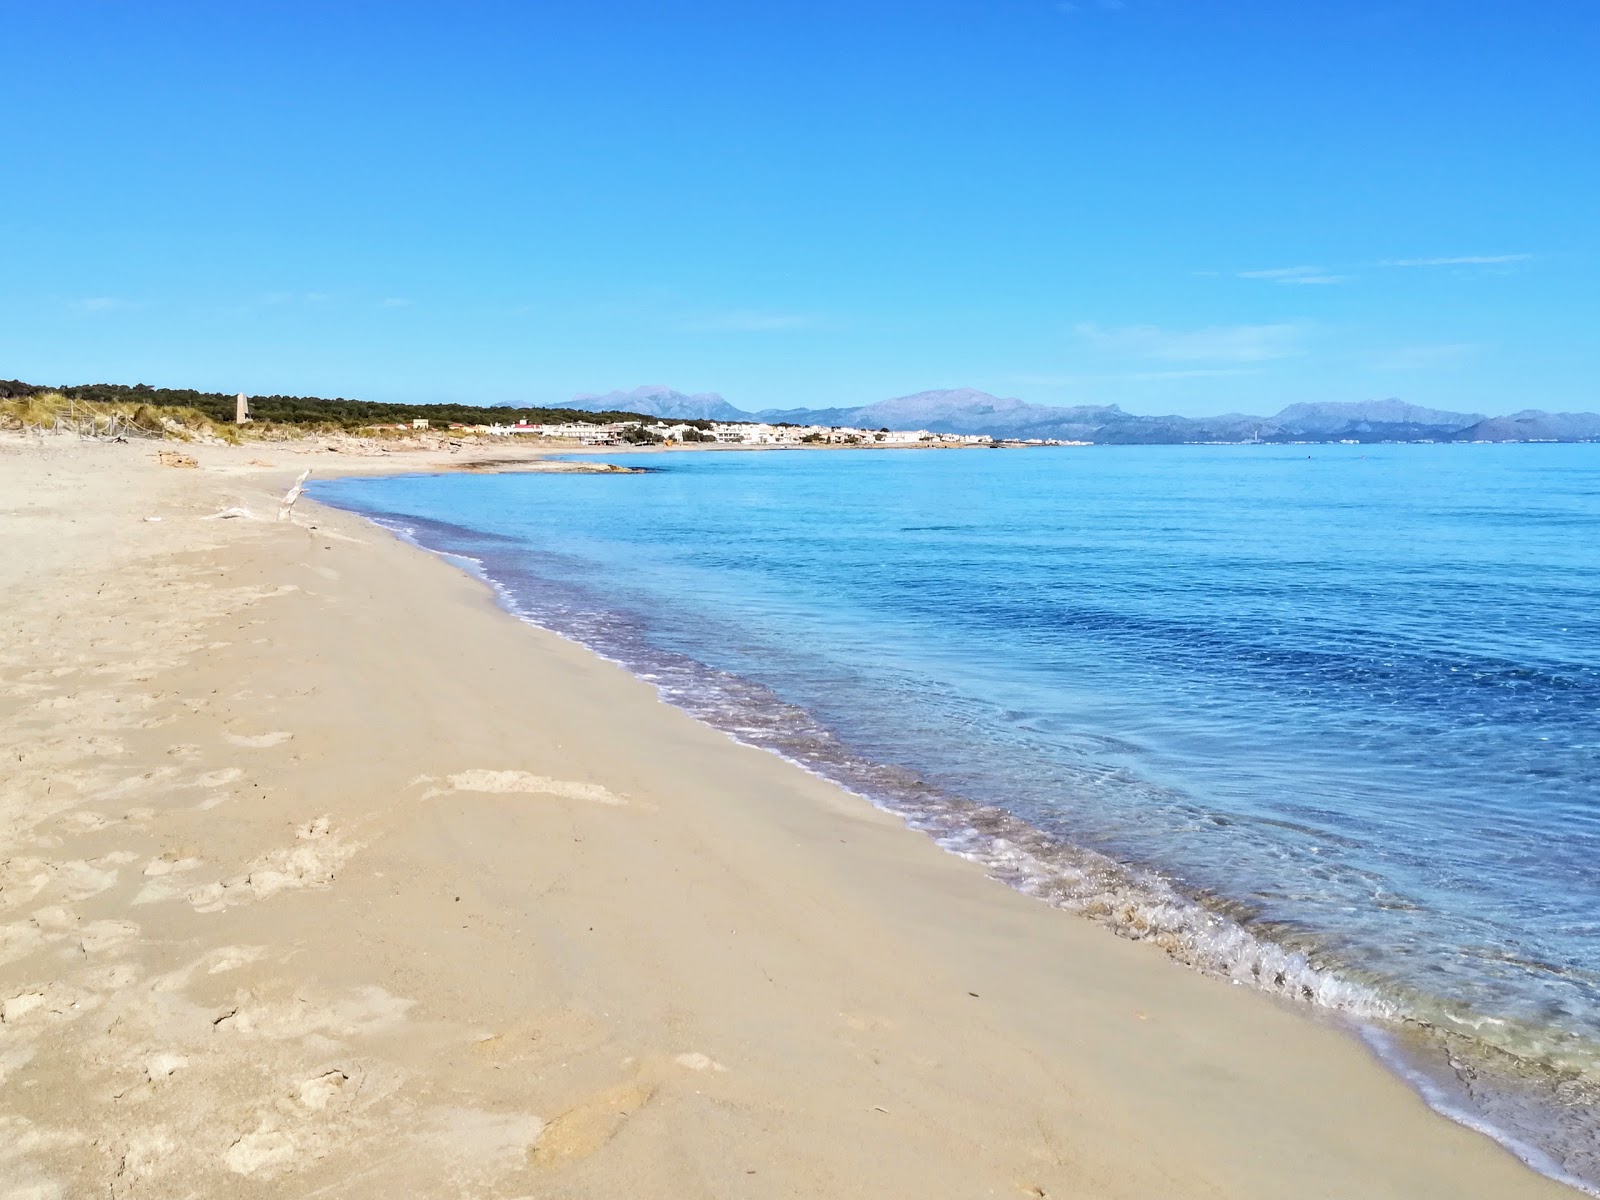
[143,852,204,877]
[96,770,182,805]
[529,1079,656,1166]
[414,770,626,806]
[0,681,54,699]
[189,767,244,788]
[224,731,294,749]
[298,1069,350,1111]
[186,817,360,912]
[211,984,413,1040]
[223,1122,298,1177]
[525,1051,723,1168]
[0,856,123,910]
[1,981,99,1027]
[0,920,47,968]
[117,1129,177,1182]
[78,918,141,955]
[28,907,78,936]
[0,861,53,910]
[134,854,206,904]
[674,1051,728,1073]
[1,990,50,1023]
[147,944,266,993]
[145,1052,190,1082]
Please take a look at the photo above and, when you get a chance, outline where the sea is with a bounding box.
[311,443,1600,1191]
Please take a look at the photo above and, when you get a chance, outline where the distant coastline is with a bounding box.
[7,378,1598,448]
[562,385,1600,446]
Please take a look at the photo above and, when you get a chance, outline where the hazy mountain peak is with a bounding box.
[865,388,1031,418]
[567,386,753,421]
[1452,410,1600,441]
[1273,399,1486,430]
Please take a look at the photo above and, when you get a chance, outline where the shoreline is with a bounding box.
[317,465,1600,1196]
[0,433,1578,1197]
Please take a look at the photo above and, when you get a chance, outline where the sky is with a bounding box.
[3,0,1596,416]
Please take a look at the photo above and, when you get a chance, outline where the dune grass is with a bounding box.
[0,392,240,443]
[1,392,482,447]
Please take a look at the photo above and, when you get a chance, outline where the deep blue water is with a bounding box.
[313,443,1600,1186]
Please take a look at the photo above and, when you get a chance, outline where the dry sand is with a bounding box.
[0,433,1575,1198]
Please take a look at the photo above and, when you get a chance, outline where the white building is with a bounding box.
[487,416,998,448]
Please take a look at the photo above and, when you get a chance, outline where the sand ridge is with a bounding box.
[0,434,1576,1197]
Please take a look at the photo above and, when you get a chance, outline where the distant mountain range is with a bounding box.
[562,386,1600,444]
[567,385,753,423]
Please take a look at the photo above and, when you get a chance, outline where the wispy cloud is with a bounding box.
[1372,342,1477,370]
[1219,253,1533,284]
[1055,0,1126,12]
[682,310,815,333]
[75,296,126,312]
[1074,321,1307,363]
[1377,254,1532,267]
[380,297,414,308]
[1237,265,1350,285]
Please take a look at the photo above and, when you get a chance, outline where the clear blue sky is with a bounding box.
[4,0,1595,416]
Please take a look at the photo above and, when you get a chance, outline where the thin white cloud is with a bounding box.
[1237,266,1350,285]
[1074,321,1308,363]
[1377,254,1531,267]
[683,310,815,333]
[380,297,414,308]
[76,296,125,312]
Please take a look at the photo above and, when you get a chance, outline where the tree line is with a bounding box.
[0,379,693,431]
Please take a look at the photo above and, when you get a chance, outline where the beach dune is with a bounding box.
[0,436,1572,1197]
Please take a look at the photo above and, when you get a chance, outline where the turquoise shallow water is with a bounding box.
[313,443,1600,1187]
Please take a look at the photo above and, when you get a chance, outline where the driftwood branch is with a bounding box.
[279,469,311,521]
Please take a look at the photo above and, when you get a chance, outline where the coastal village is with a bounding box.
[484,418,1018,446]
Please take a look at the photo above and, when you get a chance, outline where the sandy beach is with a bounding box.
[0,434,1573,1199]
